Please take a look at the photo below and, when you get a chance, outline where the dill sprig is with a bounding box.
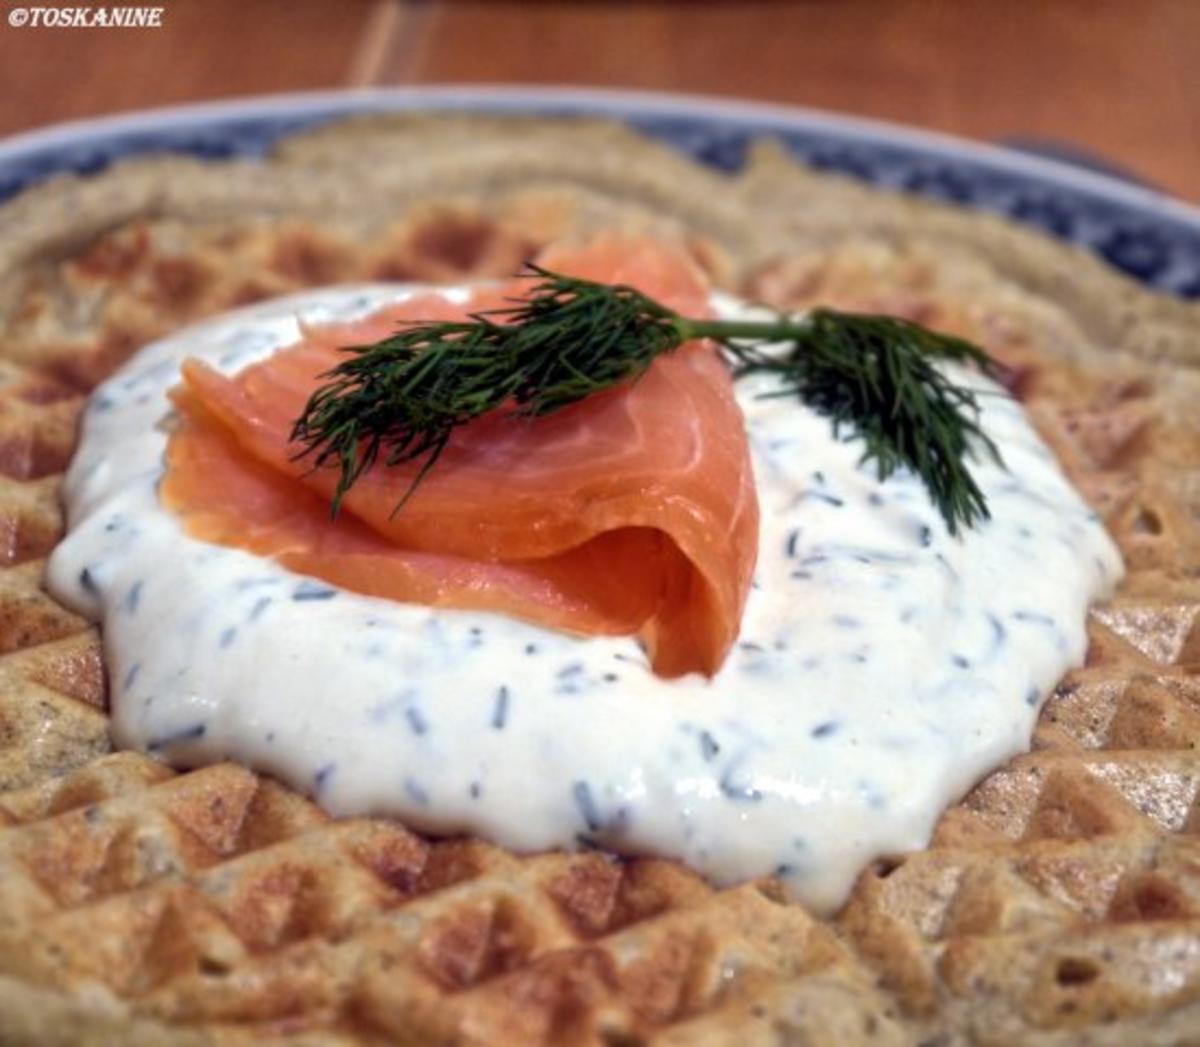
[688,310,1003,532]
[290,266,1003,532]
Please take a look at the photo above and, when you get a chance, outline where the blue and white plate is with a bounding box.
[1,86,1198,298]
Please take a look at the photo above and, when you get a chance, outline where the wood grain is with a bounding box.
[0,0,1195,201]
[0,0,374,131]
[393,0,1200,201]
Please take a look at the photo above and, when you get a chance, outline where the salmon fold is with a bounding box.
[161,238,760,678]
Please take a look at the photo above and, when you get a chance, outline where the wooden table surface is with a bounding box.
[0,0,1196,201]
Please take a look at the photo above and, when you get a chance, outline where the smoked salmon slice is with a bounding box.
[161,237,759,677]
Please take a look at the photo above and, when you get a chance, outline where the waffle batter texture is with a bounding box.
[0,116,1198,1046]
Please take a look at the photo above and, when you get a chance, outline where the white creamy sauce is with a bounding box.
[46,285,1123,914]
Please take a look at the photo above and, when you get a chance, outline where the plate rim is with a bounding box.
[1,83,1198,233]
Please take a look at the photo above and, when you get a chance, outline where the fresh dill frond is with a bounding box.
[290,266,1004,532]
[290,267,682,516]
[684,309,1003,533]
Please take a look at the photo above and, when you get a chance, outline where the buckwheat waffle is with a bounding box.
[0,116,1198,1045]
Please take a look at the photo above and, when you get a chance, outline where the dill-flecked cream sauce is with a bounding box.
[47,285,1123,914]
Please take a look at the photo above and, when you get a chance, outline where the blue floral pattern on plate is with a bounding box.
[1,91,1197,298]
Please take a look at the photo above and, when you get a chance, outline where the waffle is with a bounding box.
[0,116,1198,1045]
